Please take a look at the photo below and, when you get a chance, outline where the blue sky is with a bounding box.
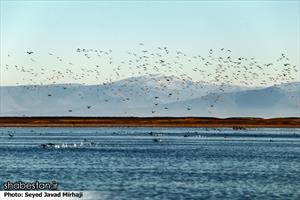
[1,0,299,86]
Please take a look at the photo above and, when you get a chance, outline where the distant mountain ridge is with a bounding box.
[0,75,299,117]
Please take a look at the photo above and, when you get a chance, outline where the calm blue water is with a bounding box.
[0,127,300,199]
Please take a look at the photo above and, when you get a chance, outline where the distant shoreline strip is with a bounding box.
[0,117,299,128]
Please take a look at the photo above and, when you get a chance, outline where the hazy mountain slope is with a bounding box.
[158,85,300,118]
[0,75,298,117]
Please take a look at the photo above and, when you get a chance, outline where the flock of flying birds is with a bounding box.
[3,43,299,114]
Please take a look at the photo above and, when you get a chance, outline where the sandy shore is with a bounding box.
[0,117,299,128]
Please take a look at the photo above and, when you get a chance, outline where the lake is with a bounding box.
[0,127,300,199]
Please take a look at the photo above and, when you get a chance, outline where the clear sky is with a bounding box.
[1,0,299,86]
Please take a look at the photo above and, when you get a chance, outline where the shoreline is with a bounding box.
[0,117,299,128]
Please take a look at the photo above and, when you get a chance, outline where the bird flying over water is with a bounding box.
[3,44,299,116]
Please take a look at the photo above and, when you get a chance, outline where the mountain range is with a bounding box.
[0,74,299,118]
